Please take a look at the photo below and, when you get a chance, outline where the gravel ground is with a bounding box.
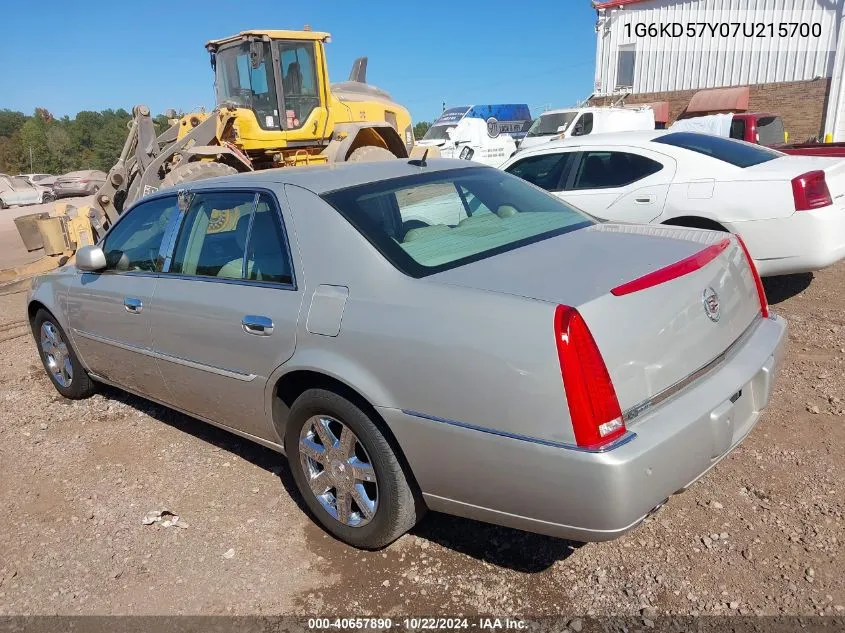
[0,262,843,618]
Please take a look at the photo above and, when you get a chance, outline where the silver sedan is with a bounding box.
[27,159,786,549]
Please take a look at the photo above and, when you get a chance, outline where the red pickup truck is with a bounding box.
[726,113,845,157]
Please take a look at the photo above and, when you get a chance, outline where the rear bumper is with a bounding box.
[727,205,845,276]
[381,314,787,541]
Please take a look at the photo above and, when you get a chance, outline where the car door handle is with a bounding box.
[124,297,143,314]
[635,196,655,204]
[242,315,274,336]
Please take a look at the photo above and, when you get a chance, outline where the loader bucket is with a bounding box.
[13,213,51,252]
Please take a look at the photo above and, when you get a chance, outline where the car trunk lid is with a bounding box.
[429,223,764,414]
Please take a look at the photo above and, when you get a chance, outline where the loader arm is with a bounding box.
[92,106,246,231]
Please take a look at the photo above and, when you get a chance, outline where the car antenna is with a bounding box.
[408,148,429,167]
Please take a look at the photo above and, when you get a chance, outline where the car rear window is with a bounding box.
[756,116,786,146]
[320,167,593,278]
[652,131,783,167]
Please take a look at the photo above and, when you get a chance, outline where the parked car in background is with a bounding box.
[501,131,845,277]
[0,174,55,208]
[52,170,107,199]
[17,173,58,190]
[28,159,784,549]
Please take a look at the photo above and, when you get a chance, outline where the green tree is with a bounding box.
[16,116,50,173]
[0,110,26,138]
[413,121,431,140]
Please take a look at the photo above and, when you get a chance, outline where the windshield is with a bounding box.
[321,167,593,278]
[215,42,279,130]
[527,112,578,137]
[653,132,783,168]
[422,125,454,141]
[756,116,785,146]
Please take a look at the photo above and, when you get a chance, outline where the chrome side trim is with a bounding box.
[401,409,637,453]
[73,329,256,382]
[623,316,762,424]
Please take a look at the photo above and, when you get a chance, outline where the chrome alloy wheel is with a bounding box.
[40,322,73,387]
[298,415,378,527]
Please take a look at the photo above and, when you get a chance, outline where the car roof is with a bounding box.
[534,130,669,150]
[176,158,481,195]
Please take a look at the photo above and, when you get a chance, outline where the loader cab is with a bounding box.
[210,32,326,132]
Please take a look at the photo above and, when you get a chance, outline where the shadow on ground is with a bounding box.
[763,272,813,305]
[411,512,582,572]
[97,384,579,573]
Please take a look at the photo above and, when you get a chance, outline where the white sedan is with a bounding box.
[501,130,845,276]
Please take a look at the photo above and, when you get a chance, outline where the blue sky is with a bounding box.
[0,0,599,123]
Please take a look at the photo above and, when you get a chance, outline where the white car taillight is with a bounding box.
[792,170,832,211]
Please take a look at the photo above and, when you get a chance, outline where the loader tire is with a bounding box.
[346,146,397,163]
[161,161,239,188]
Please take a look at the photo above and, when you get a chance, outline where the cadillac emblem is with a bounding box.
[702,287,720,322]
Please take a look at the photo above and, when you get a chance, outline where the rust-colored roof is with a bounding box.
[687,87,750,114]
[593,0,653,9]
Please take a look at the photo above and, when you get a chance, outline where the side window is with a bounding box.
[244,193,293,284]
[504,153,571,191]
[101,196,178,272]
[730,118,746,140]
[572,113,593,136]
[570,151,663,190]
[169,191,293,284]
[170,191,256,279]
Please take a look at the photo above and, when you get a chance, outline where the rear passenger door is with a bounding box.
[560,148,675,223]
[150,189,303,441]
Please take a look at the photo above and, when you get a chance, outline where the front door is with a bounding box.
[67,194,179,398]
[151,189,302,441]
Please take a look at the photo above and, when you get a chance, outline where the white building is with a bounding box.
[591,0,845,141]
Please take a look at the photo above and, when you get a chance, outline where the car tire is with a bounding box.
[161,161,239,188]
[32,309,96,399]
[42,192,55,203]
[285,388,422,549]
[0,198,6,210]
[346,145,397,163]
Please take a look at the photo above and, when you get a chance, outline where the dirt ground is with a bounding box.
[0,245,843,618]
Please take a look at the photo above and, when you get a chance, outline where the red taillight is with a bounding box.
[734,234,769,318]
[554,305,625,449]
[792,170,832,211]
[611,238,731,297]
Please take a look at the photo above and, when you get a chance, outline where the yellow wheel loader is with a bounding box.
[7,27,427,279]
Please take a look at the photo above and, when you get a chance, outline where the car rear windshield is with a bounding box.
[756,116,785,146]
[320,167,593,278]
[652,131,783,167]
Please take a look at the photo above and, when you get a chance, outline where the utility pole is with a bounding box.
[29,146,33,172]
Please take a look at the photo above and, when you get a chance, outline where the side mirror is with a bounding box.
[556,125,568,133]
[75,245,107,272]
[445,127,457,140]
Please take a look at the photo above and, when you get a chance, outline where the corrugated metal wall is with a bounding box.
[594,0,841,96]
